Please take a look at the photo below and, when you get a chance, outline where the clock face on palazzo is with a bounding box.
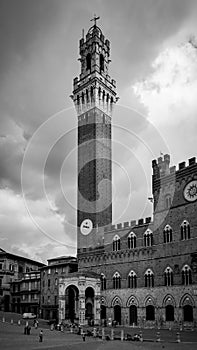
[183,180,197,202]
[80,219,93,235]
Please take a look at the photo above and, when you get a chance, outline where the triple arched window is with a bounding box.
[181,220,190,240]
[128,232,136,249]
[128,270,137,288]
[164,266,173,286]
[113,272,121,289]
[182,265,192,285]
[113,235,120,251]
[145,269,154,287]
[144,229,153,247]
[163,225,172,243]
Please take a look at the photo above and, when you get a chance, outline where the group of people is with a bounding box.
[24,323,31,335]
[23,319,43,342]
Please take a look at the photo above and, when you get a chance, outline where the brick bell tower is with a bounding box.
[71,17,118,250]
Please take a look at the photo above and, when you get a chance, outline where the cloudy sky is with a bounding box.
[0,0,197,263]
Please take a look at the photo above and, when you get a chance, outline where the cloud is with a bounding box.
[133,40,197,161]
[0,117,25,192]
[0,188,76,262]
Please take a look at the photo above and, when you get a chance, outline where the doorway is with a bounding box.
[65,285,79,323]
[114,305,121,325]
[183,305,193,322]
[85,287,94,325]
[129,305,137,325]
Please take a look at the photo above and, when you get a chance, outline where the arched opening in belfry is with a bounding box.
[86,89,89,103]
[100,54,104,72]
[90,86,94,101]
[102,90,105,102]
[65,285,79,323]
[85,287,94,325]
[86,53,91,71]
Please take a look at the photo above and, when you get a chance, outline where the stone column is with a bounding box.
[122,307,128,325]
[79,295,85,325]
[59,298,65,324]
[94,295,101,325]
[138,307,146,328]
[75,297,79,319]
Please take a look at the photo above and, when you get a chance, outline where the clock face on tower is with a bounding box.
[183,180,197,202]
[80,219,93,235]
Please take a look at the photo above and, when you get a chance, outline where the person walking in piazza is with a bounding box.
[82,331,86,342]
[93,327,97,338]
[39,330,43,342]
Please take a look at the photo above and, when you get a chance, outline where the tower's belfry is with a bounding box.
[71,18,118,250]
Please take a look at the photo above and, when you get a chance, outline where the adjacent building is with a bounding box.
[11,270,41,316]
[40,256,77,321]
[0,248,45,312]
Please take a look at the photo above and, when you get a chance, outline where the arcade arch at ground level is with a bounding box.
[100,288,196,327]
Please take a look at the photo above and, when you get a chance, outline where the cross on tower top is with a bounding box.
[90,14,100,27]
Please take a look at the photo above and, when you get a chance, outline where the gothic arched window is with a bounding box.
[100,54,104,72]
[113,272,121,289]
[101,273,106,291]
[182,265,192,285]
[163,225,173,243]
[164,266,173,286]
[181,220,190,240]
[128,270,137,288]
[128,232,136,249]
[144,229,153,247]
[86,53,91,71]
[145,269,154,288]
[113,235,120,251]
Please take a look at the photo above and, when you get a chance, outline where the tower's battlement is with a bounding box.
[104,216,152,233]
[152,154,196,180]
[152,154,197,213]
